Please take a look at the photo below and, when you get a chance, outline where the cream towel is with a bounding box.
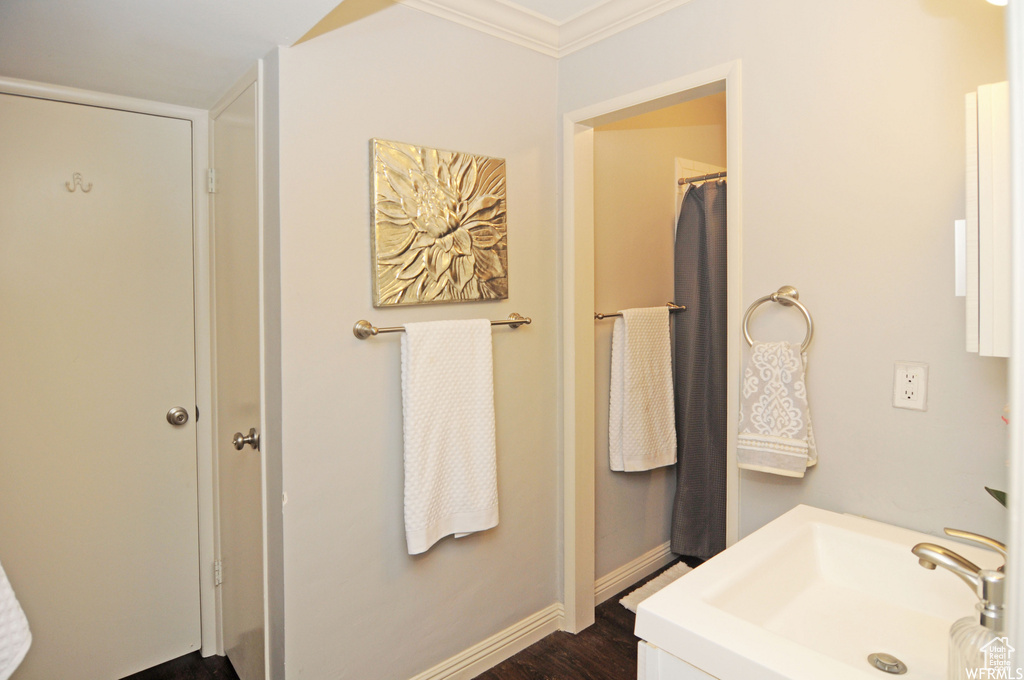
[0,560,30,680]
[737,341,817,478]
[609,307,677,471]
[401,319,498,555]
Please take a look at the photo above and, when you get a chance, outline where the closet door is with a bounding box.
[0,93,200,679]
[212,81,266,680]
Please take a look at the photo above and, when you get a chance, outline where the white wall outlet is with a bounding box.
[893,362,929,411]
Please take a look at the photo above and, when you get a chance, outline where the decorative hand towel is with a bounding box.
[609,307,677,471]
[737,341,817,478]
[401,319,498,555]
[0,560,30,680]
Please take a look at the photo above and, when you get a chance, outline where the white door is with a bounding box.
[0,95,200,678]
[212,81,266,680]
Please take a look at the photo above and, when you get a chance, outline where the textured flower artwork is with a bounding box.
[371,139,508,307]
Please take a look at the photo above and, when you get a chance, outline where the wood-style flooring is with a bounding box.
[120,561,692,680]
[473,560,692,680]
[120,651,240,680]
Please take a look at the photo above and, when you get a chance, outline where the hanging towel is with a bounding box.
[0,560,30,680]
[401,319,498,555]
[737,341,817,478]
[609,307,677,471]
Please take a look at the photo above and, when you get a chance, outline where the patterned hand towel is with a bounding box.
[0,560,30,680]
[401,319,498,555]
[609,307,677,471]
[737,341,817,478]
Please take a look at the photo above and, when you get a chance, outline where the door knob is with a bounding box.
[233,428,260,451]
[166,407,189,426]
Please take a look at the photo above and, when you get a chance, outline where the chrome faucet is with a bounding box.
[911,529,1007,632]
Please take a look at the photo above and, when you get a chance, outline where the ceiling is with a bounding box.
[0,0,688,109]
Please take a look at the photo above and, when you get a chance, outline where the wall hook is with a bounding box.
[65,172,92,193]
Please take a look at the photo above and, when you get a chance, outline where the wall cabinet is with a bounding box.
[964,81,1010,357]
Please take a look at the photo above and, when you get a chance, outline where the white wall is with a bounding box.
[276,6,558,679]
[593,95,726,576]
[561,0,1010,542]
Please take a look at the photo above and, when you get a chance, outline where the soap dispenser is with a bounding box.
[947,569,1005,679]
[911,530,1007,680]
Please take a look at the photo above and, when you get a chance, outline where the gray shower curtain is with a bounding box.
[670,180,727,559]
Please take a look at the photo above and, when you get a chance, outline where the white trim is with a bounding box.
[407,604,565,680]
[559,0,695,56]
[256,59,274,680]
[594,541,675,605]
[210,64,260,121]
[399,0,559,57]
[193,109,217,660]
[562,120,597,633]
[0,75,209,123]
[0,75,218,656]
[560,61,742,633]
[1005,0,1023,651]
[398,0,695,58]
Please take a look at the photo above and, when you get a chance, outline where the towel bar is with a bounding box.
[594,302,686,320]
[353,313,531,339]
[742,286,814,351]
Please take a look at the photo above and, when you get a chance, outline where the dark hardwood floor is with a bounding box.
[473,560,693,680]
[118,561,693,680]
[120,651,240,680]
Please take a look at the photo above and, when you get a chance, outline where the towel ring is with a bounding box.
[742,285,814,352]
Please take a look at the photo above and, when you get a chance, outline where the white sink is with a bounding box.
[635,505,1003,680]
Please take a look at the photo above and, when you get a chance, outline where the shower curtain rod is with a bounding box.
[677,170,727,185]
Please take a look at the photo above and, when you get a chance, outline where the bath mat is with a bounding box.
[619,562,693,613]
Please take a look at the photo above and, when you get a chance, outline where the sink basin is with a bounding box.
[635,505,1003,679]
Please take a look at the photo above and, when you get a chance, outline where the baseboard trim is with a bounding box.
[408,603,565,680]
[594,541,676,605]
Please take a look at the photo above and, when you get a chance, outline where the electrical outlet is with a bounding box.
[893,362,928,411]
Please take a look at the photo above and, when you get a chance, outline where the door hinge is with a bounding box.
[214,560,223,587]
[207,168,216,194]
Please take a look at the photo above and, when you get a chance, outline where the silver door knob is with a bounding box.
[167,407,190,426]
[233,428,260,451]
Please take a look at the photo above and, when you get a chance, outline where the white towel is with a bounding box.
[608,307,677,471]
[401,319,499,555]
[737,341,817,477]
[0,560,30,680]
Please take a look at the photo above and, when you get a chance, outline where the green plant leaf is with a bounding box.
[985,487,1008,508]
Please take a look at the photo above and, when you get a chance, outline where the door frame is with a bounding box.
[1006,0,1023,648]
[559,61,743,633]
[0,75,219,655]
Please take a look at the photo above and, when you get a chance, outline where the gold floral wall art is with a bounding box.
[371,139,508,306]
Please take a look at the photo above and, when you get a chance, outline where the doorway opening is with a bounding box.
[591,89,727,605]
[560,63,743,633]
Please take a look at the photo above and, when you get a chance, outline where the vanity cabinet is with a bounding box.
[638,642,719,680]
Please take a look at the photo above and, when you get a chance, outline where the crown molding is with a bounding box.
[558,0,695,55]
[398,0,560,57]
[397,0,695,58]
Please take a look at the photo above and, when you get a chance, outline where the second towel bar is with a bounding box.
[594,302,686,320]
